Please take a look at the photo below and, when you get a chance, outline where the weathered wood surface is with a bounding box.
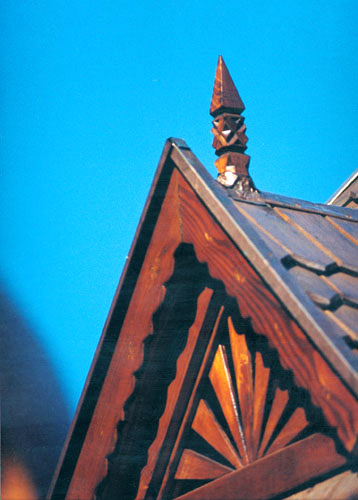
[134,287,224,500]
[284,468,358,500]
[289,267,339,308]
[177,171,358,452]
[173,434,347,500]
[274,207,358,273]
[326,216,358,244]
[326,272,358,304]
[210,56,245,116]
[63,170,182,499]
[155,307,226,500]
[263,190,358,221]
[334,306,358,340]
[175,449,234,480]
[236,202,336,271]
[159,311,318,499]
[172,140,357,393]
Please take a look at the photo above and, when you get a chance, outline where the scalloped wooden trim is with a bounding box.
[64,170,182,500]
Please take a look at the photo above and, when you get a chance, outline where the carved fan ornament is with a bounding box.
[94,250,333,500]
[174,316,311,486]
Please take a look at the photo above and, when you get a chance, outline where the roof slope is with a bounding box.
[169,138,358,394]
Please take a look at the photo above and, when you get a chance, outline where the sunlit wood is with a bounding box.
[266,407,308,456]
[209,344,248,463]
[192,399,242,469]
[228,316,254,461]
[175,449,234,480]
[155,306,227,500]
[258,387,289,457]
[172,434,347,500]
[252,350,270,458]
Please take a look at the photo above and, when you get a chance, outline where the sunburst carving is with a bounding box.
[175,316,310,482]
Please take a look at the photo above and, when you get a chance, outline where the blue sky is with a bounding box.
[2,1,358,414]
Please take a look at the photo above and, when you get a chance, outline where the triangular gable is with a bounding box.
[49,139,357,500]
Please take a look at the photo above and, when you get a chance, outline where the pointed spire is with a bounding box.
[210,56,256,193]
[210,56,245,117]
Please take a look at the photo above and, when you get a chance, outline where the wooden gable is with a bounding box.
[49,139,358,500]
[49,57,357,499]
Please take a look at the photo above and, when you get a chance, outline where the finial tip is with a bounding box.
[210,56,245,117]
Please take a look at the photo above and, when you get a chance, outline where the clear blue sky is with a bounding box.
[1,1,358,414]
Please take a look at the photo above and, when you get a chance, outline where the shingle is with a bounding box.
[234,202,336,273]
[288,267,340,309]
[325,273,358,307]
[325,216,358,244]
[331,305,358,341]
[273,208,358,274]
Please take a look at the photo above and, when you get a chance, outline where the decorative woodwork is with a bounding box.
[172,434,347,500]
[93,239,345,500]
[155,302,340,499]
[96,246,217,500]
[177,171,358,453]
[48,162,356,500]
[59,167,183,500]
[210,56,254,192]
[48,164,356,500]
[210,56,245,116]
[48,59,358,499]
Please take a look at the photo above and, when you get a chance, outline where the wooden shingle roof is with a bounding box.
[169,138,358,395]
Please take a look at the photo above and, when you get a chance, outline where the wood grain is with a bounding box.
[63,169,183,500]
[173,433,347,500]
[274,207,357,271]
[175,449,234,480]
[228,317,254,461]
[209,345,248,463]
[252,351,270,457]
[265,407,308,456]
[258,387,289,458]
[191,399,242,469]
[51,163,357,500]
[177,170,358,452]
[235,201,335,270]
[156,307,226,500]
[134,287,221,500]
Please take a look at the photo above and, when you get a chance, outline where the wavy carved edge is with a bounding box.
[93,283,168,499]
[94,244,211,500]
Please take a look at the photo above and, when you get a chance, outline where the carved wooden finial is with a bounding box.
[210,56,256,192]
[210,56,245,117]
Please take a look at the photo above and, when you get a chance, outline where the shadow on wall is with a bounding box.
[0,286,70,499]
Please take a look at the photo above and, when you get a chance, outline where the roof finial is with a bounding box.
[210,56,256,193]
